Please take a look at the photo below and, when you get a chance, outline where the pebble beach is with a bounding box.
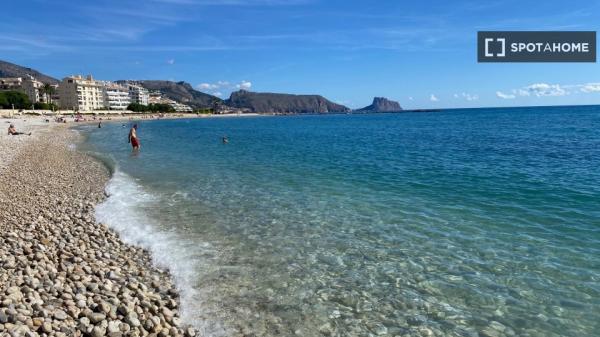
[0,121,198,337]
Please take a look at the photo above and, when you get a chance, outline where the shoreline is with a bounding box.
[1,111,264,120]
[0,126,198,336]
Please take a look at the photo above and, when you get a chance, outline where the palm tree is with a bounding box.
[40,83,56,104]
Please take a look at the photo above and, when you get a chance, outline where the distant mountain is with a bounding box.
[225,90,350,113]
[0,60,58,84]
[132,80,222,108]
[356,97,402,112]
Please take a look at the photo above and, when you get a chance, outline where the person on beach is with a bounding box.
[128,124,140,150]
[7,124,31,136]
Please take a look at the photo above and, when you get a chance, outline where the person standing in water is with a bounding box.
[128,124,140,150]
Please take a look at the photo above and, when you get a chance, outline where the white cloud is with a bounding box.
[430,94,438,102]
[196,80,252,97]
[167,58,175,65]
[496,91,516,99]
[497,83,570,99]
[460,92,478,101]
[197,83,218,90]
[524,83,566,97]
[236,80,252,90]
[197,81,232,91]
[453,93,459,98]
[408,96,414,101]
[580,83,600,93]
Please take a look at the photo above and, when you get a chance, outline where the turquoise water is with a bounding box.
[80,106,600,337]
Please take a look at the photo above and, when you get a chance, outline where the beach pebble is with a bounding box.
[0,130,198,337]
[53,310,68,320]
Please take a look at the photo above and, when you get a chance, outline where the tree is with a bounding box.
[195,108,213,114]
[148,103,175,113]
[0,93,8,108]
[34,102,58,110]
[126,102,176,113]
[127,103,149,112]
[0,91,31,109]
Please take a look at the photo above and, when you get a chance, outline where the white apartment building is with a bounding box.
[21,75,44,103]
[58,75,105,111]
[172,102,193,112]
[148,94,193,112]
[0,77,23,90]
[125,83,149,105]
[103,82,131,110]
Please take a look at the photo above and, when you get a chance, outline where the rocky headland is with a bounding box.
[225,90,350,114]
[356,97,402,112]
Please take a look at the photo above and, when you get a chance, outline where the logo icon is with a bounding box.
[484,38,505,57]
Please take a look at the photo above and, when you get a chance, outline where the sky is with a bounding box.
[2,0,600,109]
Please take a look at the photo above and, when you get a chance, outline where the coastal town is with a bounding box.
[1,60,378,117]
[0,74,194,115]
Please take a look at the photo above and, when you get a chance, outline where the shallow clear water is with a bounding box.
[80,106,600,337]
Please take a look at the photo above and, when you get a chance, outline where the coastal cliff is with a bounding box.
[225,90,350,113]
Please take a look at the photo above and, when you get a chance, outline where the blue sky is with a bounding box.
[2,0,600,109]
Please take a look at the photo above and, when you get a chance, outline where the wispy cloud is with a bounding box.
[496,91,516,99]
[454,92,478,101]
[579,83,600,93]
[524,83,566,97]
[430,94,439,102]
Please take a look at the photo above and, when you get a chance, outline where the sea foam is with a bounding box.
[95,170,227,335]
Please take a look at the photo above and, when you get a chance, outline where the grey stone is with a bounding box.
[53,309,68,320]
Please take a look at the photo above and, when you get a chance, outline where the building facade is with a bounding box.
[148,94,193,112]
[103,82,131,110]
[21,75,44,103]
[0,77,23,90]
[125,83,149,105]
[171,102,193,112]
[58,75,105,111]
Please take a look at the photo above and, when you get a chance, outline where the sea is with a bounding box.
[76,106,600,337]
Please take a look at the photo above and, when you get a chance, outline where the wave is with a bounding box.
[94,169,226,335]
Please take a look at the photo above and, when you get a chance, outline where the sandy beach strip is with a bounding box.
[0,126,197,336]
